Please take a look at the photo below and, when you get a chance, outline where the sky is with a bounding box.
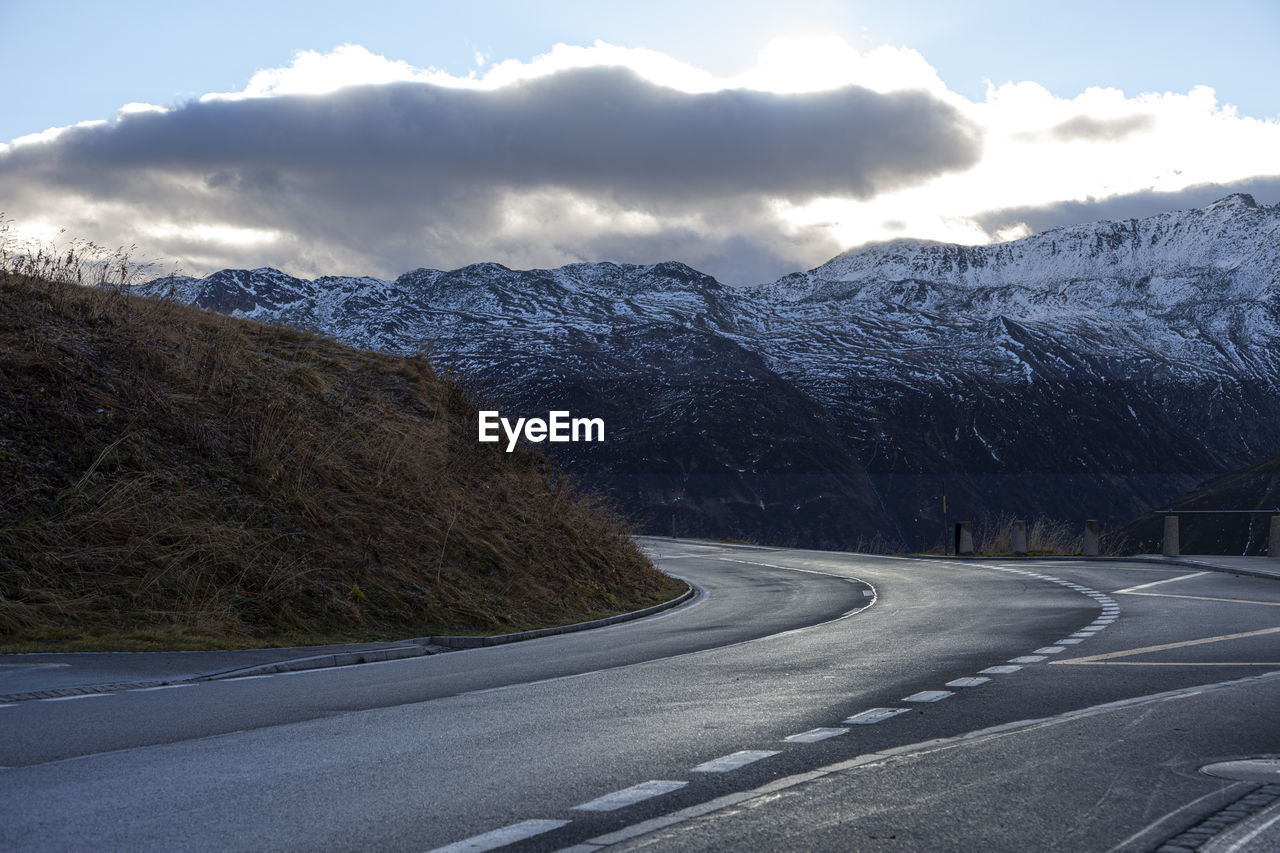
[2,0,1279,285]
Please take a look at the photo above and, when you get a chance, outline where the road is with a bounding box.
[2,539,1279,851]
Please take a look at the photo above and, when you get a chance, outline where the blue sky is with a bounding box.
[3,0,1279,283]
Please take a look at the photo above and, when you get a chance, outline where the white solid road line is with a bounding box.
[1113,571,1208,595]
[571,780,688,812]
[903,690,954,703]
[783,727,849,743]
[946,677,991,688]
[844,707,910,724]
[429,818,572,853]
[41,693,109,702]
[692,750,780,773]
[461,671,600,696]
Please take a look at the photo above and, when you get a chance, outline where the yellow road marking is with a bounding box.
[1020,564,1183,573]
[1052,662,1280,666]
[1119,592,1280,607]
[1052,626,1280,666]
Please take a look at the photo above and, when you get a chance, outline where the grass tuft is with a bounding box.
[916,513,1131,556]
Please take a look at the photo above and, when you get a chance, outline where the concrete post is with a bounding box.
[957,521,974,556]
[1012,520,1027,556]
[1162,515,1180,557]
[1270,515,1280,559]
[1083,520,1099,557]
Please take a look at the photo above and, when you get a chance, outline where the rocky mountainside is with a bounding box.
[137,194,1280,550]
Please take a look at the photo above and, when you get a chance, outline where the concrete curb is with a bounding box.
[205,582,698,677]
[0,583,698,700]
[0,679,179,703]
[204,643,432,680]
[415,583,699,649]
[909,553,1280,582]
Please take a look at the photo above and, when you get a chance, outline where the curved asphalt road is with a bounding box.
[1,538,1278,851]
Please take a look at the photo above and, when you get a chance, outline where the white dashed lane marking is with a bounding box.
[1057,638,1084,644]
[571,781,688,812]
[783,727,848,743]
[428,818,571,853]
[980,665,1023,674]
[844,707,910,724]
[903,690,954,703]
[1034,647,1067,654]
[1009,655,1048,664]
[691,750,779,773]
[946,677,991,688]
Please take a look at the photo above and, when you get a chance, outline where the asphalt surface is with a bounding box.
[1,539,1278,852]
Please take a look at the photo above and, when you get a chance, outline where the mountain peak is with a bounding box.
[1207,192,1258,210]
[639,260,723,290]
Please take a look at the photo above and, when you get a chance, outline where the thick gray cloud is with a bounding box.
[0,66,982,284]
[1049,113,1154,142]
[973,177,1280,238]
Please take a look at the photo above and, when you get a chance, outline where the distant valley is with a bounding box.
[138,194,1280,550]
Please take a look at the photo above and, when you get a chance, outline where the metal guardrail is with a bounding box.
[1157,510,1280,558]
[1154,509,1280,514]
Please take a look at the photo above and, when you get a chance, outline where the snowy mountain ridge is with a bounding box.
[139,195,1280,549]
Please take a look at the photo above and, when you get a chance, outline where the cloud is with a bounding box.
[4,39,1280,284]
[0,63,980,284]
[1047,113,1155,142]
[970,176,1280,238]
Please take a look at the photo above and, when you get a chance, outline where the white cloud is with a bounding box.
[3,38,1279,282]
[4,118,108,152]
[777,75,1280,250]
[192,37,949,101]
[141,221,282,247]
[200,44,448,100]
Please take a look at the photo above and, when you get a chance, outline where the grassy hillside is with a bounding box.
[0,259,683,650]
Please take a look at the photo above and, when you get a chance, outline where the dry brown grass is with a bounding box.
[0,225,682,650]
[932,513,1132,556]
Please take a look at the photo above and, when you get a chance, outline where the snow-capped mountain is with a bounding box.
[137,194,1280,550]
